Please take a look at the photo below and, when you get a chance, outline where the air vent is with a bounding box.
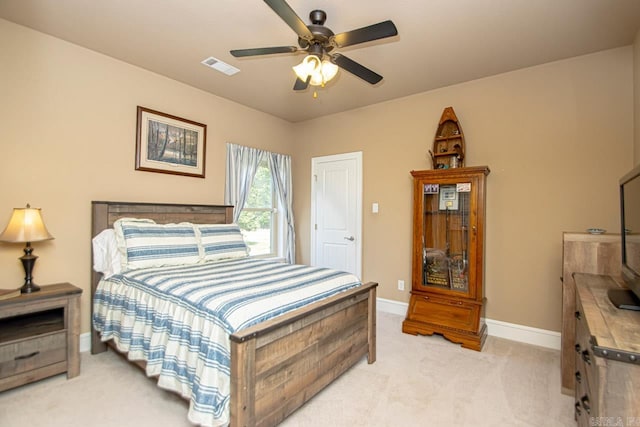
[201,56,240,76]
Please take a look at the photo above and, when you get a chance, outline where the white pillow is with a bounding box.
[196,223,249,262]
[114,219,201,270]
[113,218,156,269]
[92,229,122,278]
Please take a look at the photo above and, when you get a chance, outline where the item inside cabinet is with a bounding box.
[422,185,470,290]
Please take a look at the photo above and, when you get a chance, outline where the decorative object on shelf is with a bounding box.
[587,228,606,235]
[403,166,490,351]
[135,106,207,178]
[0,204,54,293]
[428,107,466,169]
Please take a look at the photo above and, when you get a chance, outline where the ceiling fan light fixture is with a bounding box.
[293,55,338,87]
[293,55,321,81]
[230,4,398,92]
[320,59,338,82]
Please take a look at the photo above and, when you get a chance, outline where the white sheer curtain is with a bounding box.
[224,143,265,222]
[224,143,296,263]
[268,151,295,264]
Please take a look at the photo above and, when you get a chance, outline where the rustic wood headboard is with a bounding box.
[90,200,233,353]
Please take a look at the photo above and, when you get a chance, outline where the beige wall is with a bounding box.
[635,28,640,165]
[292,47,634,332]
[1,18,636,336]
[0,19,294,334]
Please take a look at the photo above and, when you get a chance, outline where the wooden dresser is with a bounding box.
[561,232,621,394]
[0,283,82,391]
[573,273,640,426]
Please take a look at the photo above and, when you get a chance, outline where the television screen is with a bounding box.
[613,164,640,310]
[623,171,640,275]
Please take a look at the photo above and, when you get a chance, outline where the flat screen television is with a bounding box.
[608,163,640,311]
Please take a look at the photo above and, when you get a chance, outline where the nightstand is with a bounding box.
[0,282,82,391]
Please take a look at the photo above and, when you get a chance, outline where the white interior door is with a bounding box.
[310,152,362,278]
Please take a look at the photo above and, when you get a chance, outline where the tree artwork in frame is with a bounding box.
[135,106,207,178]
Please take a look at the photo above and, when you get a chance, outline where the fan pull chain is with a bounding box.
[313,80,327,99]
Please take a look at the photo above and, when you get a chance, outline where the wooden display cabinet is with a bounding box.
[402,166,490,350]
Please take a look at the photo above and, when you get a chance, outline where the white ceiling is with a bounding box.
[1,0,640,123]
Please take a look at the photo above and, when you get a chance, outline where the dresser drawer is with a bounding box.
[0,331,67,379]
[574,300,600,402]
[574,365,594,427]
[409,294,480,332]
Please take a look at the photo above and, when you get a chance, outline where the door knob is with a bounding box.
[344,236,355,241]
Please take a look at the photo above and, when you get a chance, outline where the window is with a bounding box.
[225,142,294,263]
[237,159,277,257]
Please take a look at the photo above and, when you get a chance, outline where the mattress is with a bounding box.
[93,257,361,427]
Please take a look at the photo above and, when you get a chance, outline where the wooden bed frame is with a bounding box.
[90,201,377,427]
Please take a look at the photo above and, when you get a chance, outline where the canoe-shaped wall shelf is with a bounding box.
[429,107,465,169]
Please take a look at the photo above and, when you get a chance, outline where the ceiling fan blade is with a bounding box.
[264,0,313,40]
[331,53,383,85]
[332,20,398,48]
[293,75,311,91]
[230,46,298,57]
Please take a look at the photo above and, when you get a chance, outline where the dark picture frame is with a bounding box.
[135,106,207,178]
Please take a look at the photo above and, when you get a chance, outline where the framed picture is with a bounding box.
[135,106,207,178]
[438,185,459,210]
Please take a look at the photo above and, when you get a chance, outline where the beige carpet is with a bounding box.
[0,312,575,426]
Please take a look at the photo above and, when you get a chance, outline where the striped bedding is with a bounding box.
[92,258,361,427]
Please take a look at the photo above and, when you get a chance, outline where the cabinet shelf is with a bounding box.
[0,308,64,343]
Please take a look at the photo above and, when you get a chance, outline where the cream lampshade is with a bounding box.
[0,204,54,293]
[293,55,339,87]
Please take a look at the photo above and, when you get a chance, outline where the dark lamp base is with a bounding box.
[19,243,41,293]
[20,282,41,293]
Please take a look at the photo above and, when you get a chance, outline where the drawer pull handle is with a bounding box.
[575,371,582,384]
[581,350,591,365]
[581,395,591,414]
[15,351,40,361]
[574,402,582,417]
[575,311,581,320]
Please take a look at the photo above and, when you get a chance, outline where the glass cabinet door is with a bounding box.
[421,182,472,292]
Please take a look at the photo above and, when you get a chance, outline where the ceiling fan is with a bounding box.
[230,0,398,91]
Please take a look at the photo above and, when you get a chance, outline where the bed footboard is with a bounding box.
[229,282,377,427]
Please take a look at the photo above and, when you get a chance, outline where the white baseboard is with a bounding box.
[484,318,561,350]
[377,297,561,350]
[80,298,561,353]
[80,332,91,353]
[377,297,409,316]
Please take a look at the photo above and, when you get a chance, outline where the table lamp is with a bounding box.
[0,204,54,293]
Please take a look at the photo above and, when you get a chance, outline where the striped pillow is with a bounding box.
[114,219,201,270]
[197,224,249,262]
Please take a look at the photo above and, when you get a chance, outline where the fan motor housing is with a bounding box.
[296,10,335,51]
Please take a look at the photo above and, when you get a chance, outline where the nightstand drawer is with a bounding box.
[0,331,67,379]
